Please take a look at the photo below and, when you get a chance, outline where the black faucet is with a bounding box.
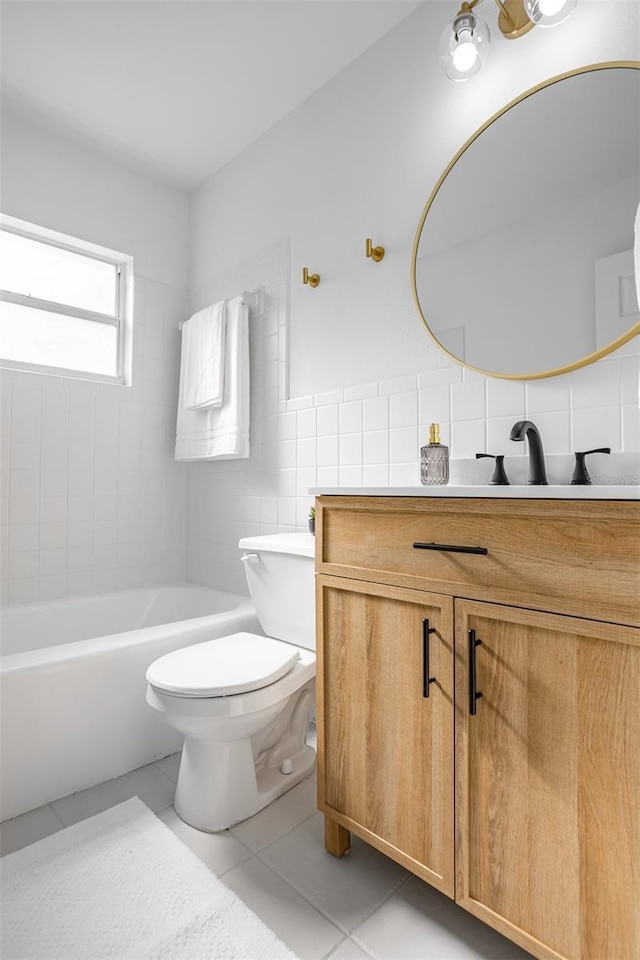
[509,420,548,485]
[570,447,611,485]
[475,453,510,485]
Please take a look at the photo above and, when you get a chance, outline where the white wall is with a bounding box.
[187,1,640,595]
[1,114,190,604]
[1,4,638,604]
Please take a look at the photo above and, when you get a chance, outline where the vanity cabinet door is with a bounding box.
[455,600,640,960]
[317,574,455,896]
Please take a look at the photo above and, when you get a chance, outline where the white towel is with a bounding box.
[182,300,227,410]
[175,296,250,461]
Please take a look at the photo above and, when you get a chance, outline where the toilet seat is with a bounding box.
[145,632,299,698]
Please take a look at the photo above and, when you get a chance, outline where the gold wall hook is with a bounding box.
[365,238,385,262]
[302,267,320,287]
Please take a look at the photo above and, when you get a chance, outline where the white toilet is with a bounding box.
[145,533,316,832]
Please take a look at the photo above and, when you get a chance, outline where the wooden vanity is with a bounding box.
[315,493,639,960]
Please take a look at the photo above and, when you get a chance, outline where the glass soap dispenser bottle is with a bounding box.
[421,422,449,485]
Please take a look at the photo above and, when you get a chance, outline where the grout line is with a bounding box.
[321,937,349,960]
[321,935,376,960]
[345,868,412,941]
[216,835,257,877]
[230,848,346,942]
[247,808,319,859]
[249,818,411,940]
[151,754,181,787]
[49,802,67,830]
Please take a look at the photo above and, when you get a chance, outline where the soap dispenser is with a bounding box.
[421,423,449,486]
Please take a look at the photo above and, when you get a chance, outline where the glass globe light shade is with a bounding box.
[523,0,578,27]
[440,12,490,82]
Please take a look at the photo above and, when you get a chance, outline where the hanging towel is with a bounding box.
[175,296,250,461]
[182,300,227,410]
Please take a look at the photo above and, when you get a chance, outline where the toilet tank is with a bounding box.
[239,533,316,650]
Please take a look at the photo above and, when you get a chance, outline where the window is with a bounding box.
[0,215,133,384]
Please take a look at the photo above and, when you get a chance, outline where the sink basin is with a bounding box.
[310,485,640,500]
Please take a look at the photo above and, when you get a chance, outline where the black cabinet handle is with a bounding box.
[413,542,488,556]
[468,629,483,715]
[422,619,436,698]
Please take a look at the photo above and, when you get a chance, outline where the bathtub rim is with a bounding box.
[0,583,257,673]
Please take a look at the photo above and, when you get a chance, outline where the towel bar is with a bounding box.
[179,287,263,328]
[241,288,263,312]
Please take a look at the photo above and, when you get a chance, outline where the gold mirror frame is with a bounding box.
[411,61,640,381]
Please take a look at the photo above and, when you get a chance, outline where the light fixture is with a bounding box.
[440,0,578,81]
[523,0,577,27]
[440,5,490,81]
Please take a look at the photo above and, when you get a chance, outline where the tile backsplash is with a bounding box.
[2,241,638,604]
[187,244,640,597]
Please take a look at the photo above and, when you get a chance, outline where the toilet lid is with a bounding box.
[145,632,299,698]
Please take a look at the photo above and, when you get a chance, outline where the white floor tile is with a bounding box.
[352,875,534,960]
[2,752,535,960]
[259,812,409,934]
[0,804,64,857]
[222,854,345,960]
[230,773,317,852]
[51,762,176,827]
[154,751,181,784]
[157,806,252,876]
[326,937,374,959]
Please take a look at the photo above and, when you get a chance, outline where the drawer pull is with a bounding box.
[468,629,483,716]
[413,541,488,556]
[422,618,437,698]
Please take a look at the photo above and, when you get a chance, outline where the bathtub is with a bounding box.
[0,583,261,821]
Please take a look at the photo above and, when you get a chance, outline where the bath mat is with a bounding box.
[0,796,298,960]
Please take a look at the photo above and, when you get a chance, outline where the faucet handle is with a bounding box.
[570,447,611,485]
[476,453,510,486]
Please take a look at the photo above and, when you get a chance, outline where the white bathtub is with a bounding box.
[0,583,261,821]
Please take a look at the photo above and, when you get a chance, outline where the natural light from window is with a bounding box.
[0,216,133,384]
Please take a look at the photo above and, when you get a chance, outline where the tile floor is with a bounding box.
[1,730,533,960]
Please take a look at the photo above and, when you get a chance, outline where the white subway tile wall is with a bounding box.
[3,237,638,603]
[1,277,188,604]
[185,242,640,597]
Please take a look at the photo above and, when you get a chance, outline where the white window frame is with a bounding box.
[0,214,134,385]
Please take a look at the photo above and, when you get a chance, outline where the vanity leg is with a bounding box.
[324,816,350,857]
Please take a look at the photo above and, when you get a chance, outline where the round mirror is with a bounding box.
[412,62,640,380]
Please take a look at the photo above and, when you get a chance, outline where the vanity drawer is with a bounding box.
[317,496,640,626]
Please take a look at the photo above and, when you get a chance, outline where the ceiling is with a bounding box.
[1,1,422,192]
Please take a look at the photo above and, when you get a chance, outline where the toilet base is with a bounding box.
[172,680,316,832]
[174,738,316,833]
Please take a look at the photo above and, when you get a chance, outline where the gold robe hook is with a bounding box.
[365,238,385,262]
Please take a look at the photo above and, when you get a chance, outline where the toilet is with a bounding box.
[145,533,316,832]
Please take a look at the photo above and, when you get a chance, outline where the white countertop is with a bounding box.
[310,485,640,500]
